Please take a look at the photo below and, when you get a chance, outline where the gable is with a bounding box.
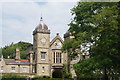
[50,34,63,50]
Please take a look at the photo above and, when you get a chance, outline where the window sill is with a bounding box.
[41,59,46,60]
[11,71,16,72]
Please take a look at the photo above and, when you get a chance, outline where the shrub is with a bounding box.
[64,73,72,78]
[62,64,72,79]
[1,74,27,80]
[33,78,71,80]
[33,75,50,79]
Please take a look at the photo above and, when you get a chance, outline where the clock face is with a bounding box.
[41,38,46,43]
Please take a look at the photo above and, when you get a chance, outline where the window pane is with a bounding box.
[41,52,46,60]
[54,52,62,63]
[11,67,15,72]
[55,52,62,63]
[0,66,3,72]
[42,66,45,72]
[22,67,27,72]
[54,52,55,63]
[56,52,58,63]
[60,53,61,63]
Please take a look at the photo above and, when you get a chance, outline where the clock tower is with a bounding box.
[33,17,51,76]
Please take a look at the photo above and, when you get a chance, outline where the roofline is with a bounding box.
[4,59,29,61]
[50,34,63,47]
[6,63,30,65]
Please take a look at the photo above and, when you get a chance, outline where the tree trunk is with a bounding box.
[103,67,108,80]
[67,51,71,73]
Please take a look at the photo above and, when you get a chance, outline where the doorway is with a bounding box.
[52,69,62,78]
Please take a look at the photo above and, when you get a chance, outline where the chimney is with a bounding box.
[27,45,33,63]
[0,55,3,60]
[15,48,21,60]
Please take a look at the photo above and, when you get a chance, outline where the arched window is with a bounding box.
[42,66,45,72]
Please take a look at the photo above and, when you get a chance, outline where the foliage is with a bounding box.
[64,73,72,79]
[0,41,32,59]
[62,64,72,78]
[61,38,80,73]
[32,75,50,79]
[62,2,120,79]
[32,75,72,80]
[1,74,27,80]
[32,78,72,80]
[74,55,113,78]
[1,74,72,80]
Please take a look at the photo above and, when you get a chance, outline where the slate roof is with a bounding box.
[4,59,29,64]
[36,24,48,30]
[35,17,48,30]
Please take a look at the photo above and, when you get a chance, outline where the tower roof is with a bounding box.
[35,17,48,30]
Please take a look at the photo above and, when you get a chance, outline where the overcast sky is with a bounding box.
[1,0,117,48]
[0,0,78,47]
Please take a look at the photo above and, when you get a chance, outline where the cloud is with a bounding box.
[0,3,2,48]
[1,0,118,2]
[0,0,79,2]
[1,2,76,47]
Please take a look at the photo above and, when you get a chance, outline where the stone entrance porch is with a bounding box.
[51,64,63,78]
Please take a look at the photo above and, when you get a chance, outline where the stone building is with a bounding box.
[0,17,88,78]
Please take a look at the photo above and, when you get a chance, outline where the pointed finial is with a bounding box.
[57,33,59,35]
[40,13,43,21]
[40,16,43,21]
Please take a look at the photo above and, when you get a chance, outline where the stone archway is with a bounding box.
[52,69,63,78]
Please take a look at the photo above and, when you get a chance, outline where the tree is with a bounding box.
[0,41,32,59]
[62,2,120,79]
[62,39,78,73]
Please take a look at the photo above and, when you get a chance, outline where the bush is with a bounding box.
[62,64,72,79]
[32,78,71,80]
[64,73,72,78]
[33,75,50,79]
[32,75,72,80]
[1,74,27,80]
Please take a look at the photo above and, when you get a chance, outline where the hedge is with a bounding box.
[32,78,72,80]
[1,74,73,80]
[1,74,27,80]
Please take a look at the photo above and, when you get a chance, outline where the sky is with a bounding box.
[0,0,79,47]
[0,0,118,48]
